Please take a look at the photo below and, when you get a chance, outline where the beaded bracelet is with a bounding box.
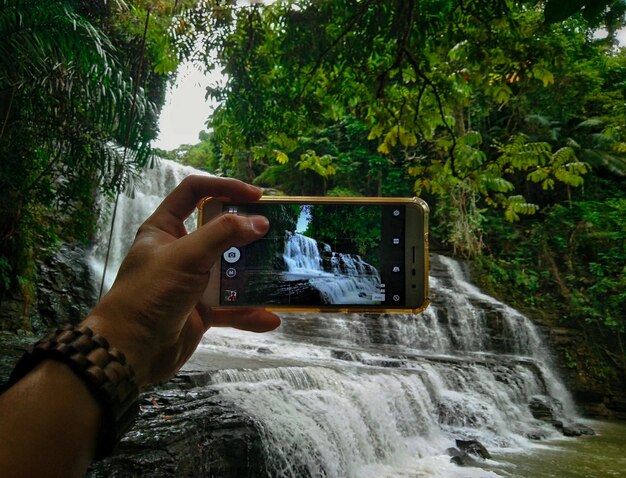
[6,324,140,459]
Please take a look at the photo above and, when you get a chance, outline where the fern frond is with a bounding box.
[504,195,539,222]
[575,118,604,129]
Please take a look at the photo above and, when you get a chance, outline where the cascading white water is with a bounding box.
[283,232,325,272]
[89,159,206,292]
[282,232,381,304]
[93,158,583,478]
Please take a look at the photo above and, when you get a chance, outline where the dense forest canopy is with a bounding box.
[0,0,624,389]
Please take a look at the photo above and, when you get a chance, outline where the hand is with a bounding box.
[83,175,281,387]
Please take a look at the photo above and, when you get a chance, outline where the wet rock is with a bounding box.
[35,242,97,332]
[455,439,491,460]
[525,429,548,441]
[0,242,95,334]
[0,295,34,333]
[331,350,360,361]
[445,447,460,457]
[436,396,491,428]
[364,358,406,368]
[0,333,35,386]
[527,396,595,436]
[87,372,268,478]
[606,397,626,416]
[447,447,481,466]
[529,395,564,422]
[554,422,596,437]
[243,271,323,306]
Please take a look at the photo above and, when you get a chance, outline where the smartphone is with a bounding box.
[198,196,429,314]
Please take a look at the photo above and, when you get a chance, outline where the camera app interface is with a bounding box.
[219,203,406,307]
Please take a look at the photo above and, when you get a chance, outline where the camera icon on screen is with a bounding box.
[223,247,241,264]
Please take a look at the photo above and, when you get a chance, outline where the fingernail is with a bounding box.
[247,184,263,194]
[249,215,269,234]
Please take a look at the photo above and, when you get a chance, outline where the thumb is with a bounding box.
[169,213,269,274]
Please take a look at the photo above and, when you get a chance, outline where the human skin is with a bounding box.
[0,175,281,477]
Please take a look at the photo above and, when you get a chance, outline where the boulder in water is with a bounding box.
[553,421,596,437]
[528,395,564,422]
[447,447,480,466]
[455,439,491,460]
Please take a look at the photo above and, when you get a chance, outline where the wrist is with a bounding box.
[5,325,140,458]
[81,315,151,388]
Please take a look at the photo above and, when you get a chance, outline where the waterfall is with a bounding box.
[282,232,381,304]
[93,159,582,478]
[283,232,325,272]
[89,159,206,292]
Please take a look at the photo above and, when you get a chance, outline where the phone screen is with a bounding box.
[217,202,411,308]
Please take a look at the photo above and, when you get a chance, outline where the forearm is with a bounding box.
[0,360,101,478]
[0,176,279,477]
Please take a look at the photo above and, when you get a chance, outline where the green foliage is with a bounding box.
[543,0,622,24]
[297,150,336,179]
[432,179,485,258]
[148,10,626,372]
[476,186,626,335]
[179,0,624,257]
[549,199,626,331]
[164,131,220,172]
[0,0,171,312]
[304,204,381,264]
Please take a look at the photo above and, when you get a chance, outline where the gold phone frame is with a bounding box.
[197,196,429,314]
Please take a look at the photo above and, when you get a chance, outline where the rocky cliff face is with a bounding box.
[0,242,96,334]
[35,242,97,331]
[541,326,626,419]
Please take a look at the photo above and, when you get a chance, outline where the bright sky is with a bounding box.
[153,0,271,151]
[153,27,626,152]
[153,62,221,151]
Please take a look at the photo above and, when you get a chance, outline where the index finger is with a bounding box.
[197,306,281,333]
[145,175,263,234]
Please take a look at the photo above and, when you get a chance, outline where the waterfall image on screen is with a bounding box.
[282,231,382,304]
[219,203,394,306]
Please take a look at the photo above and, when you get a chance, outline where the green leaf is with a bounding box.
[274,150,289,164]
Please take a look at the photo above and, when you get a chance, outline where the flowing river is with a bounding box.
[91,159,624,477]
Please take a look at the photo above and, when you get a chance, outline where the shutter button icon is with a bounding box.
[223,247,241,264]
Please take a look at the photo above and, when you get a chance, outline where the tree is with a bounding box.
[0,0,170,314]
[178,0,624,256]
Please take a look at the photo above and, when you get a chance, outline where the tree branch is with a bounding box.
[543,243,571,302]
[404,47,458,177]
[375,0,415,98]
[0,88,15,141]
[297,0,377,100]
